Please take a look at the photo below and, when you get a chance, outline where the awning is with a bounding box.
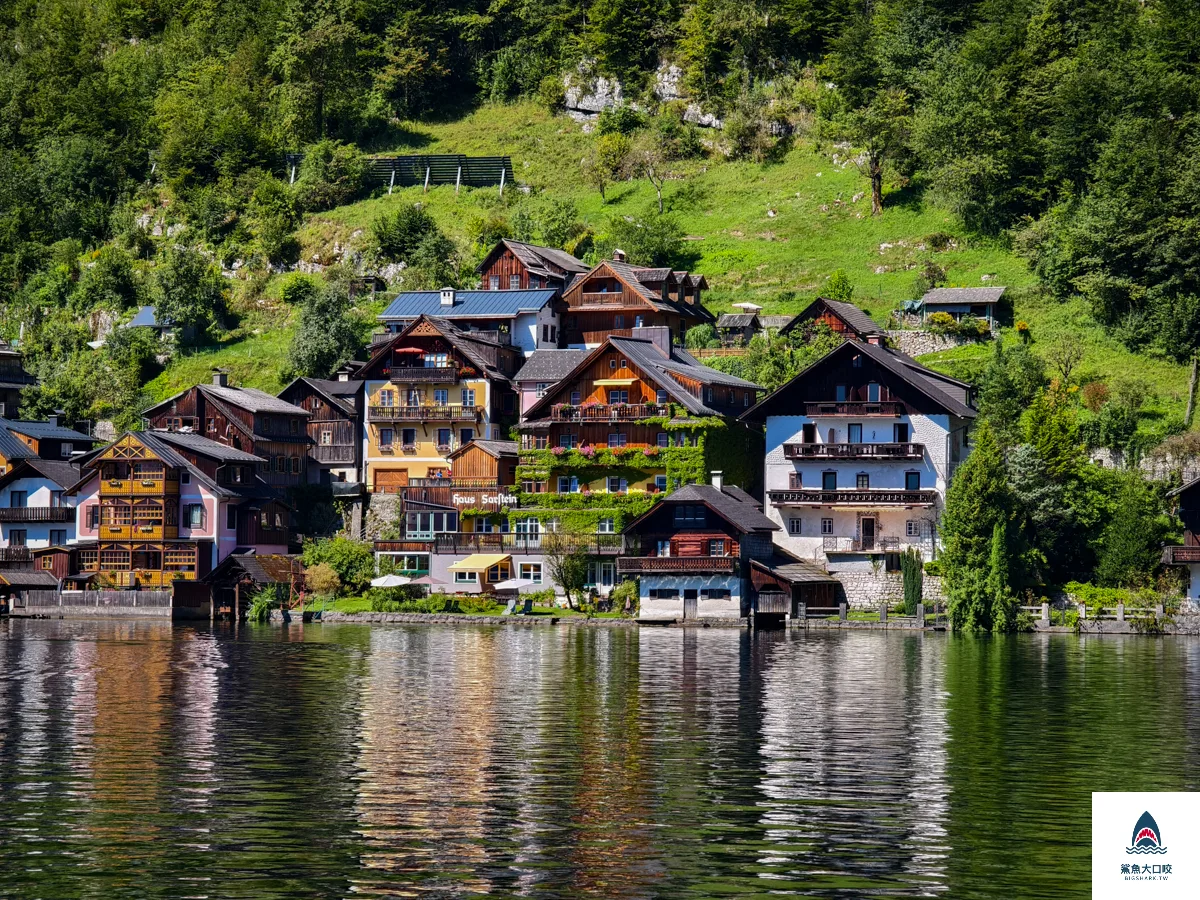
[593,378,637,386]
[448,553,511,572]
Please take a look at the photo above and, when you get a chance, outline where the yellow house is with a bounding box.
[358,315,521,492]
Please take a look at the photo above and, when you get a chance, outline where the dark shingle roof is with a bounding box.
[790,297,883,337]
[717,313,757,328]
[752,556,838,584]
[496,240,589,276]
[1,419,95,442]
[0,426,36,461]
[148,430,268,463]
[202,385,310,416]
[379,290,558,320]
[648,483,778,534]
[514,350,590,383]
[283,377,362,417]
[0,458,80,490]
[921,287,1006,306]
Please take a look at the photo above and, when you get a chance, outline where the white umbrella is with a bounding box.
[491,578,538,591]
[371,573,412,588]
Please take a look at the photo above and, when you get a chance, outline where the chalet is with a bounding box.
[618,474,781,620]
[920,287,1005,325]
[559,251,713,347]
[0,459,79,551]
[477,239,589,292]
[716,303,800,345]
[784,297,885,343]
[742,340,976,567]
[376,286,562,355]
[68,431,290,588]
[278,371,364,485]
[513,349,589,416]
[0,415,96,474]
[142,371,311,488]
[359,315,520,493]
[1161,479,1200,608]
[0,340,37,419]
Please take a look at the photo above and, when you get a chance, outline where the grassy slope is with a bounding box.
[157,101,1188,417]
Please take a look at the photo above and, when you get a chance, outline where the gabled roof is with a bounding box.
[280,377,362,418]
[205,552,304,586]
[514,349,590,383]
[479,240,589,278]
[378,290,558,321]
[523,336,760,421]
[449,439,518,460]
[0,458,81,491]
[148,430,268,463]
[921,287,1006,306]
[632,267,674,283]
[125,305,168,329]
[203,384,310,416]
[750,555,838,584]
[1,418,95,442]
[359,315,514,382]
[741,339,976,422]
[624,482,778,535]
[788,297,884,338]
[0,426,36,461]
[717,313,757,328]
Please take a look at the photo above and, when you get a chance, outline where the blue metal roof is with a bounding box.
[378,290,557,321]
[125,305,165,328]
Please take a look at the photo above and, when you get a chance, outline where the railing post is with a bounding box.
[916,603,925,626]
[1116,602,1125,622]
[879,603,888,623]
[1155,603,1165,618]
[797,601,806,621]
[839,602,847,622]
[1078,602,1086,620]
[1041,602,1049,623]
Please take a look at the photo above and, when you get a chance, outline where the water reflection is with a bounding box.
[1,620,1197,899]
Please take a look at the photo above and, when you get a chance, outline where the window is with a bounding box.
[536,382,550,398]
[545,518,561,533]
[61,442,73,458]
[558,475,579,493]
[10,490,26,508]
[186,504,205,528]
[509,274,520,289]
[608,389,629,404]
[650,588,679,600]
[379,427,394,448]
[702,588,731,600]
[607,433,627,447]
[852,353,863,368]
[41,555,55,570]
[275,512,284,529]
[894,423,910,443]
[905,471,921,491]
[867,383,881,402]
[657,432,670,447]
[424,352,449,368]
[550,325,557,343]
[559,433,577,448]
[49,491,64,508]
[262,416,273,434]
[856,473,870,489]
[228,507,237,530]
[570,391,581,405]
[50,529,66,546]
[822,471,837,491]
[290,419,299,435]
[320,430,332,446]
[86,506,99,529]
[519,562,543,584]
[434,389,449,405]
[709,539,727,556]
[515,517,540,535]
[461,388,476,406]
[260,511,270,529]
[597,518,614,534]
[655,475,668,491]
[673,505,706,527]
[379,390,395,407]
[607,476,628,493]
[437,428,452,448]
[489,275,500,290]
[474,518,494,533]
[744,392,751,407]
[906,520,920,537]
[848,423,862,444]
[291,457,301,474]
[181,472,190,484]
[788,518,802,535]
[836,385,848,402]
[532,434,547,450]
[822,518,834,534]
[401,428,416,447]
[614,314,625,328]
[460,428,474,445]
[656,539,671,557]
[9,530,25,547]
[789,472,803,489]
[455,570,479,584]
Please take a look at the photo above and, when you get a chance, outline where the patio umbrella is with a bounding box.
[371,574,412,588]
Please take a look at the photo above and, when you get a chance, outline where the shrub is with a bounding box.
[1081,380,1110,412]
[925,311,957,334]
[305,562,341,596]
[373,203,439,262]
[596,105,646,136]
[923,559,943,577]
[302,537,375,595]
[900,547,923,615]
[685,323,716,348]
[536,74,565,112]
[294,140,367,212]
[602,213,683,267]
[611,578,639,616]
[1015,320,1031,342]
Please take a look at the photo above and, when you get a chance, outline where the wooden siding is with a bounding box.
[480,247,533,289]
[450,444,517,483]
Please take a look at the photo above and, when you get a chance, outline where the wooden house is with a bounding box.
[920,286,1005,325]
[278,372,364,485]
[358,315,520,493]
[559,251,714,347]
[142,371,311,488]
[0,415,96,475]
[784,297,885,343]
[477,240,589,292]
[0,340,37,420]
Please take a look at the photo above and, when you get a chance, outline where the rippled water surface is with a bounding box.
[2,620,1198,899]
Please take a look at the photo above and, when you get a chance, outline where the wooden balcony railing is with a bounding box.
[405,477,505,489]
[0,547,32,562]
[783,442,924,460]
[97,524,180,540]
[100,478,180,495]
[822,535,902,553]
[551,403,670,422]
[386,367,459,383]
[1162,545,1200,564]
[769,489,937,506]
[312,445,356,463]
[0,506,74,522]
[576,292,628,306]
[804,402,906,416]
[369,405,481,422]
[394,533,630,555]
[617,556,737,574]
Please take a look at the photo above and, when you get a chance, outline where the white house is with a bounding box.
[742,340,976,568]
[0,459,79,550]
[376,287,562,356]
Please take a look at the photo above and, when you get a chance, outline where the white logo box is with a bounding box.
[1093,792,1200,898]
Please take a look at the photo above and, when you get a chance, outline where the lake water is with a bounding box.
[1,620,1198,899]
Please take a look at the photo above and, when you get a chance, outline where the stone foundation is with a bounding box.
[885,330,985,357]
[362,493,401,540]
[829,570,945,608]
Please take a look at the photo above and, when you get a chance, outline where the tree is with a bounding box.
[978,341,1025,447]
[625,132,669,214]
[304,562,342,596]
[288,277,359,378]
[849,88,913,216]
[1046,337,1084,385]
[900,547,923,616]
[542,528,591,611]
[372,203,439,261]
[826,270,854,303]
[985,521,1018,633]
[151,246,227,341]
[583,133,632,201]
[1095,474,1164,588]
[604,213,682,266]
[301,537,375,594]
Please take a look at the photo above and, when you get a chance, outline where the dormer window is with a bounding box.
[867,383,881,402]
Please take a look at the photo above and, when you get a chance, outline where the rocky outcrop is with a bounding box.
[362,493,401,540]
[564,61,625,114]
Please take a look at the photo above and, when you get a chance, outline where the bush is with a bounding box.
[373,203,439,262]
[596,105,646,136]
[305,562,341,596]
[536,74,565,112]
[925,311,957,334]
[602,213,683,267]
[294,140,367,212]
[1081,380,1110,412]
[685,323,717,349]
[923,559,943,577]
[302,537,376,595]
[610,579,639,616]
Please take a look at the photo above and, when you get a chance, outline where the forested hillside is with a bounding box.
[3,0,1200,439]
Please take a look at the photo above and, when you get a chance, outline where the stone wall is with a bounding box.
[885,330,980,357]
[830,570,944,608]
[362,493,401,540]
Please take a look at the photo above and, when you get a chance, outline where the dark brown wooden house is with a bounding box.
[142,371,311,488]
[278,372,364,485]
[783,297,885,343]
[0,340,37,420]
[477,240,589,291]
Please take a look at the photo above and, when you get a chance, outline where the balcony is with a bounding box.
[100,478,179,495]
[0,547,31,563]
[769,489,937,507]
[97,524,179,540]
[617,556,737,574]
[783,442,924,460]
[312,444,356,464]
[0,506,74,522]
[1162,545,1200,565]
[405,533,628,555]
[369,405,482,422]
[822,535,902,553]
[805,401,905,416]
[577,292,629,306]
[551,403,670,422]
[386,366,459,384]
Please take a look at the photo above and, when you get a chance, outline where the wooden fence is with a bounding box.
[15,590,174,613]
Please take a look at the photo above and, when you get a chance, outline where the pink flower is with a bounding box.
[551,446,566,456]
[580,445,596,458]
[644,446,660,457]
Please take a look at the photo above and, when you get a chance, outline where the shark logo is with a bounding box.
[1127,811,1168,855]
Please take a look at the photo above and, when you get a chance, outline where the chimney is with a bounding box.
[212,369,229,387]
[440,287,456,307]
[867,335,882,345]
[631,325,672,355]
[711,470,724,493]
[46,410,63,428]
[612,248,626,263]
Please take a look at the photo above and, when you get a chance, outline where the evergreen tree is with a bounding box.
[1095,473,1164,588]
[986,521,1017,633]
[977,341,1024,447]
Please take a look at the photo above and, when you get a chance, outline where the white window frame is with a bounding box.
[597,518,614,534]
[519,562,543,584]
[821,518,834,535]
[454,570,479,584]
